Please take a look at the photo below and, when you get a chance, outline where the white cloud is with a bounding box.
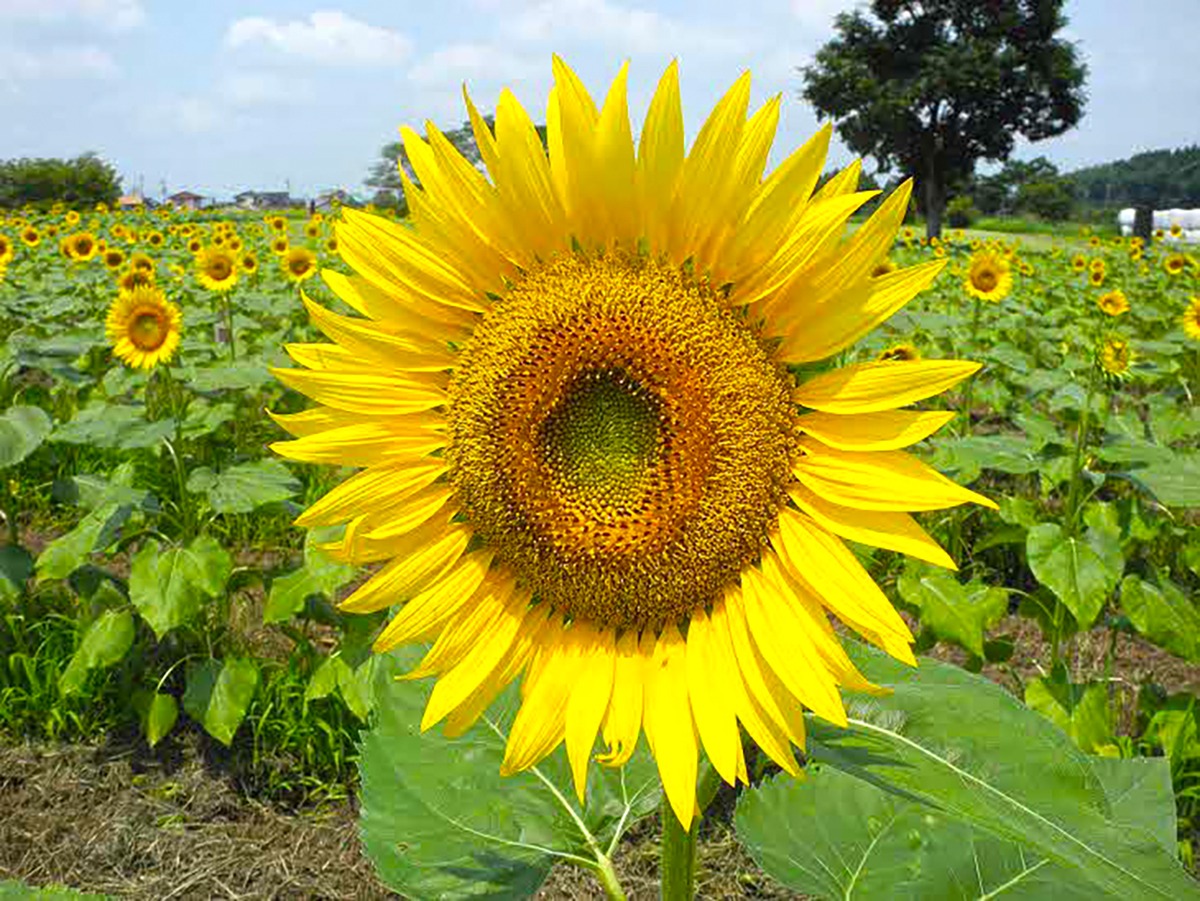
[0,43,117,84]
[408,43,539,88]
[225,10,411,66]
[0,0,144,32]
[502,0,746,55]
[218,71,304,107]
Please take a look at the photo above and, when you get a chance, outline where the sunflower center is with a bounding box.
[209,258,231,279]
[973,269,997,292]
[129,310,166,351]
[447,252,795,630]
[290,257,310,275]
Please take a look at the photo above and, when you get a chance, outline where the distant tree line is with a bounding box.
[1069,146,1200,209]
[0,153,122,210]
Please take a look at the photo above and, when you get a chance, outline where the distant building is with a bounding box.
[167,191,206,211]
[117,193,147,210]
[234,190,295,210]
[315,189,363,212]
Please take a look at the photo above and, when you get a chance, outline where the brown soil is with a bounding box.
[2,617,1195,900]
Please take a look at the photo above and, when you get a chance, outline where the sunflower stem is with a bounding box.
[659,801,697,901]
[223,292,237,361]
[594,854,627,901]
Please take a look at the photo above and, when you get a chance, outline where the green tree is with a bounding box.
[0,153,122,209]
[800,1,1086,238]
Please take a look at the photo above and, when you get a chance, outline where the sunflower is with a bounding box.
[1018,261,1034,277]
[1088,235,1101,247]
[282,245,318,282]
[269,215,287,233]
[20,226,39,248]
[105,285,182,370]
[271,59,990,827]
[1181,296,1200,340]
[241,252,259,274]
[325,236,338,253]
[187,238,203,254]
[1164,253,1187,276]
[964,250,1012,302]
[304,220,321,239]
[1153,228,1165,241]
[117,266,155,292]
[870,258,896,278]
[1088,258,1105,274]
[66,231,97,261]
[1096,290,1128,317]
[876,343,921,362]
[228,237,244,252]
[64,210,81,227]
[0,233,12,266]
[1169,223,1183,238]
[1070,253,1086,272]
[270,236,289,256]
[195,246,238,292]
[147,230,165,248]
[1088,268,1105,288]
[45,224,58,238]
[129,252,155,275]
[103,248,126,270]
[1098,336,1133,377]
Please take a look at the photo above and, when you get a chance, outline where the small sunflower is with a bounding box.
[187,238,203,254]
[1096,290,1129,317]
[1088,235,1101,247]
[20,227,39,248]
[870,258,896,278]
[325,236,338,253]
[66,231,98,261]
[64,210,81,226]
[964,250,1012,302]
[147,230,165,248]
[1169,223,1183,238]
[1181,296,1200,340]
[45,224,59,238]
[304,220,321,239]
[1070,254,1086,272]
[876,343,921,362]
[1098,336,1133,377]
[1164,253,1187,277]
[269,215,287,233]
[271,236,289,256]
[196,246,239,292]
[282,245,317,282]
[117,267,155,292]
[1088,268,1106,288]
[1088,258,1105,274]
[271,58,989,827]
[241,252,259,274]
[103,248,126,270]
[228,237,244,252]
[1018,261,1034,277]
[1153,228,1165,241]
[105,285,182,370]
[0,233,12,265]
[129,252,155,275]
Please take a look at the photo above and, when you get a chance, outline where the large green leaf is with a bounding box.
[1128,453,1200,508]
[0,405,52,468]
[897,567,1007,657]
[1024,675,1112,753]
[0,545,33,601]
[787,647,1197,898]
[1120,576,1200,661]
[182,657,259,746]
[129,537,232,638]
[186,459,300,513]
[263,529,355,624]
[51,403,175,450]
[1026,523,1122,628]
[735,754,1180,900]
[358,647,660,898]
[58,609,135,695]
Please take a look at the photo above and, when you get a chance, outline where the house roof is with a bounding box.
[168,191,204,200]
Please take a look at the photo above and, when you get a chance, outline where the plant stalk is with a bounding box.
[660,802,697,901]
[594,854,627,901]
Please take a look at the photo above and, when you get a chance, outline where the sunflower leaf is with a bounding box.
[357,647,661,898]
[747,646,1197,899]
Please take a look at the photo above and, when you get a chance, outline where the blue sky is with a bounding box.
[1,0,1197,200]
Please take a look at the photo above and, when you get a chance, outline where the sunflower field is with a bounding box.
[1,98,1199,898]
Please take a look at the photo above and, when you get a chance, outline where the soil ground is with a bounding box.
[2,616,1196,900]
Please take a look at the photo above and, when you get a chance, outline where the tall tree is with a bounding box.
[800,1,1086,237]
[0,153,122,209]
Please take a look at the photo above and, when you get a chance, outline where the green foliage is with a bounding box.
[0,153,122,209]
[1071,145,1200,208]
[944,194,978,228]
[736,647,1195,899]
[801,1,1086,235]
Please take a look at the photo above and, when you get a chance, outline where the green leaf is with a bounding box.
[797,646,1198,899]
[1026,523,1121,628]
[358,647,660,898]
[736,754,1182,900]
[0,545,33,600]
[129,537,232,638]
[1120,576,1200,661]
[51,403,175,450]
[35,465,148,581]
[935,435,1042,477]
[134,690,179,748]
[264,531,355,624]
[1128,453,1200,508]
[1025,676,1113,753]
[58,609,135,695]
[182,657,259,746]
[186,459,299,514]
[0,405,52,468]
[897,566,1007,658]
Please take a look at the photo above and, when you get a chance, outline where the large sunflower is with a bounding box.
[105,285,182,370]
[271,59,991,827]
[964,249,1012,302]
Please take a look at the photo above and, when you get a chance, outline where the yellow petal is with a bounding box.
[772,512,915,664]
[336,521,472,611]
[597,629,646,767]
[321,268,474,338]
[271,367,445,416]
[794,443,999,512]
[797,409,956,451]
[788,481,956,570]
[685,609,746,786]
[636,60,684,252]
[299,292,455,372]
[643,623,699,831]
[297,460,446,528]
[270,419,446,467]
[267,405,362,439]
[813,158,861,199]
[405,574,520,679]
[372,549,495,652]
[360,483,456,540]
[794,359,982,414]
[564,625,616,801]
